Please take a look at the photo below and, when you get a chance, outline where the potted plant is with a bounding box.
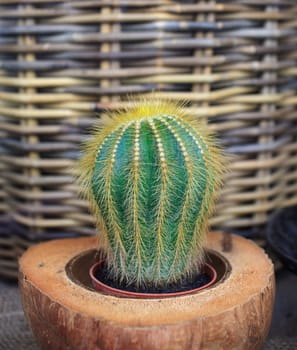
[19,99,275,350]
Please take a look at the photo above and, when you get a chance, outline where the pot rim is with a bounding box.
[89,261,217,299]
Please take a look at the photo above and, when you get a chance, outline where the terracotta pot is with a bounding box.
[19,231,275,350]
[89,260,217,298]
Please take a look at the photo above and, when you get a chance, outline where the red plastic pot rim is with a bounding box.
[89,262,217,299]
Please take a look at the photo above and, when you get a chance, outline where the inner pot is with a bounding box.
[66,249,231,298]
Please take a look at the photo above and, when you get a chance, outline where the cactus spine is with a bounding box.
[78,99,224,288]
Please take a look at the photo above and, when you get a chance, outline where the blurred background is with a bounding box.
[0,1,296,348]
[0,0,297,278]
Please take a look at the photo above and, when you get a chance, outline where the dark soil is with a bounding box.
[94,264,211,294]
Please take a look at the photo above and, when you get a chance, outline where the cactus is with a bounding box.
[78,99,224,288]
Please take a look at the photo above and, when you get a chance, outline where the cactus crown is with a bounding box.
[78,99,224,288]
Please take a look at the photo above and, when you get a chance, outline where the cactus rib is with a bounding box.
[77,99,224,288]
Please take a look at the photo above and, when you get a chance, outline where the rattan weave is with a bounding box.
[0,0,297,277]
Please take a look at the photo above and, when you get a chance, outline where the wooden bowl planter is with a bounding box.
[19,231,275,350]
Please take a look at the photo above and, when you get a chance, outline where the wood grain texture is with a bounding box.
[19,232,275,350]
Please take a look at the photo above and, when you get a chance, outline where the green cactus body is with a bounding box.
[78,100,223,288]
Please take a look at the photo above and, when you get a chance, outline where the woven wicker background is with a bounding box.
[0,0,297,278]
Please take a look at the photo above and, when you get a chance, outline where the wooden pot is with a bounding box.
[19,232,275,350]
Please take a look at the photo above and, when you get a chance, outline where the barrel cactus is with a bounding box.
[78,99,224,288]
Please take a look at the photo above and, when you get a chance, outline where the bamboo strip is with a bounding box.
[0,155,74,168]
[128,72,250,84]
[50,13,179,24]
